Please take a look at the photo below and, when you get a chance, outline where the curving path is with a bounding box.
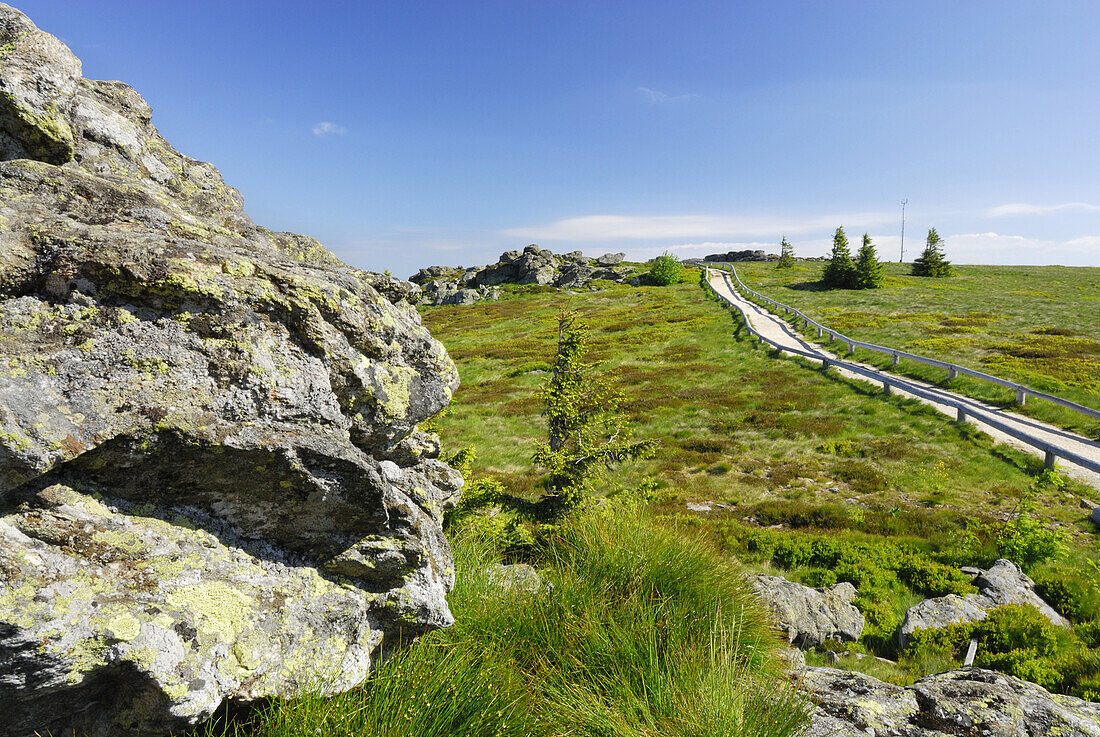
[706,269,1100,491]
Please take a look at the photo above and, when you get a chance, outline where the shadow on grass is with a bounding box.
[785,280,831,292]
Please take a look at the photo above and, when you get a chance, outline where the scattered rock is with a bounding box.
[0,5,462,734]
[802,666,1100,736]
[749,575,864,648]
[409,246,634,305]
[487,563,549,594]
[1080,498,1097,510]
[899,559,1069,648]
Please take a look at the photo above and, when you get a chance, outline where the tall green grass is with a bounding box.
[201,510,808,737]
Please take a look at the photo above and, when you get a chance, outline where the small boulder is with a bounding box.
[899,559,1069,648]
[749,575,864,648]
[898,594,989,649]
[487,563,548,594]
[596,252,625,266]
[975,559,1069,627]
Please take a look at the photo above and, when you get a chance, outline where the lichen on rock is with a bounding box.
[0,4,462,735]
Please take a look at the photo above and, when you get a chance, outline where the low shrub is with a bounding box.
[650,252,685,286]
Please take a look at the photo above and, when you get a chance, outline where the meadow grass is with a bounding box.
[201,509,808,737]
[732,261,1100,437]
[423,273,1095,532]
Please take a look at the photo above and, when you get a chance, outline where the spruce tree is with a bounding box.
[822,226,855,288]
[776,237,795,269]
[912,228,952,277]
[854,233,885,289]
[534,310,656,512]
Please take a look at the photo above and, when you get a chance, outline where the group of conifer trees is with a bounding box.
[775,227,951,289]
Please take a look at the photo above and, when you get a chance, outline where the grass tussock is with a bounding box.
[205,510,809,737]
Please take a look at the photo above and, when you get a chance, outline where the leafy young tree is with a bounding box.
[650,251,684,285]
[821,226,855,288]
[776,237,795,269]
[534,310,656,512]
[912,227,952,277]
[853,233,885,289]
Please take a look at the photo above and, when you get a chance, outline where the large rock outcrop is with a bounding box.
[802,666,1100,736]
[0,5,462,735]
[410,245,634,305]
[749,575,865,648]
[898,559,1069,648]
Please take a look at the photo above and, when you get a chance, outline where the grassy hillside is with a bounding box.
[732,261,1100,437]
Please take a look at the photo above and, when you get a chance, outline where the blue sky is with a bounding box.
[15,1,1100,275]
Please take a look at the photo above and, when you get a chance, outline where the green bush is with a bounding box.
[801,567,838,588]
[896,554,974,598]
[1033,573,1097,622]
[650,252,685,286]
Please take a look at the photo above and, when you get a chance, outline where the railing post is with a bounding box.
[821,359,830,371]
[1044,450,1056,470]
[1016,388,1026,405]
[956,407,966,423]
[948,367,957,380]
[816,326,822,339]
[847,342,855,354]
[826,332,833,344]
[891,353,899,367]
[803,317,808,329]
[883,382,891,395]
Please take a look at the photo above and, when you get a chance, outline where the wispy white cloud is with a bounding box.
[986,202,1100,217]
[638,87,699,104]
[938,232,1099,266]
[312,121,348,137]
[502,212,896,242]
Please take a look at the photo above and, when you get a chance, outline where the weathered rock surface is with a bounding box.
[0,5,462,735]
[899,559,1068,648]
[749,575,864,648]
[410,244,635,305]
[802,666,1100,736]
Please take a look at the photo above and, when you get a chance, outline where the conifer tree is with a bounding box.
[911,228,952,277]
[854,233,885,289]
[821,226,855,288]
[776,237,795,269]
[534,310,656,512]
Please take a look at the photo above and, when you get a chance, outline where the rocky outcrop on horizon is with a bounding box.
[703,249,779,263]
[0,4,462,735]
[410,244,635,305]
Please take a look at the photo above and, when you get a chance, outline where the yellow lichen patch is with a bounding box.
[166,581,254,642]
[374,364,416,422]
[106,612,141,642]
[221,258,256,278]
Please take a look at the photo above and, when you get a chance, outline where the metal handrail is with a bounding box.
[711,264,1100,422]
[702,268,1100,475]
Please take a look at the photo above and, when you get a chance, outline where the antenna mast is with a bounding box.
[899,199,908,263]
